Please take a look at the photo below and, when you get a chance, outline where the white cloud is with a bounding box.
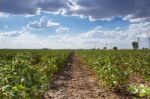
[56,26,70,33]
[47,19,60,27]
[24,15,35,18]
[0,22,150,49]
[123,15,150,23]
[0,0,150,22]
[0,13,9,17]
[27,16,59,29]
[74,23,150,49]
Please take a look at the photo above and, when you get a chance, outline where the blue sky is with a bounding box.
[0,0,150,49]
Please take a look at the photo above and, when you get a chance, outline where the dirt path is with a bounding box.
[44,53,129,99]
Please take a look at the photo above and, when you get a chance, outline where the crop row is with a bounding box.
[77,50,150,97]
[0,50,71,99]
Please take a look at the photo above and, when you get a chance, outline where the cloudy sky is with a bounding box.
[0,0,150,49]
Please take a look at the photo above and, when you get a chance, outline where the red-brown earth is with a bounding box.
[44,53,140,99]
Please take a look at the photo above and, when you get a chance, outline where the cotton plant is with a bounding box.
[127,84,150,97]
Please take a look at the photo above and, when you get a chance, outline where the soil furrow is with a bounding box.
[44,53,129,99]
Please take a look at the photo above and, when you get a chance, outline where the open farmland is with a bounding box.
[0,49,150,99]
[0,0,150,98]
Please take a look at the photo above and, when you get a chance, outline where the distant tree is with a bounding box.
[103,47,107,50]
[92,48,96,50]
[132,41,139,49]
[143,47,148,50]
[43,48,49,50]
[113,46,117,50]
[143,47,145,50]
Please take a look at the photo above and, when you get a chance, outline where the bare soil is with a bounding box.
[44,53,136,99]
